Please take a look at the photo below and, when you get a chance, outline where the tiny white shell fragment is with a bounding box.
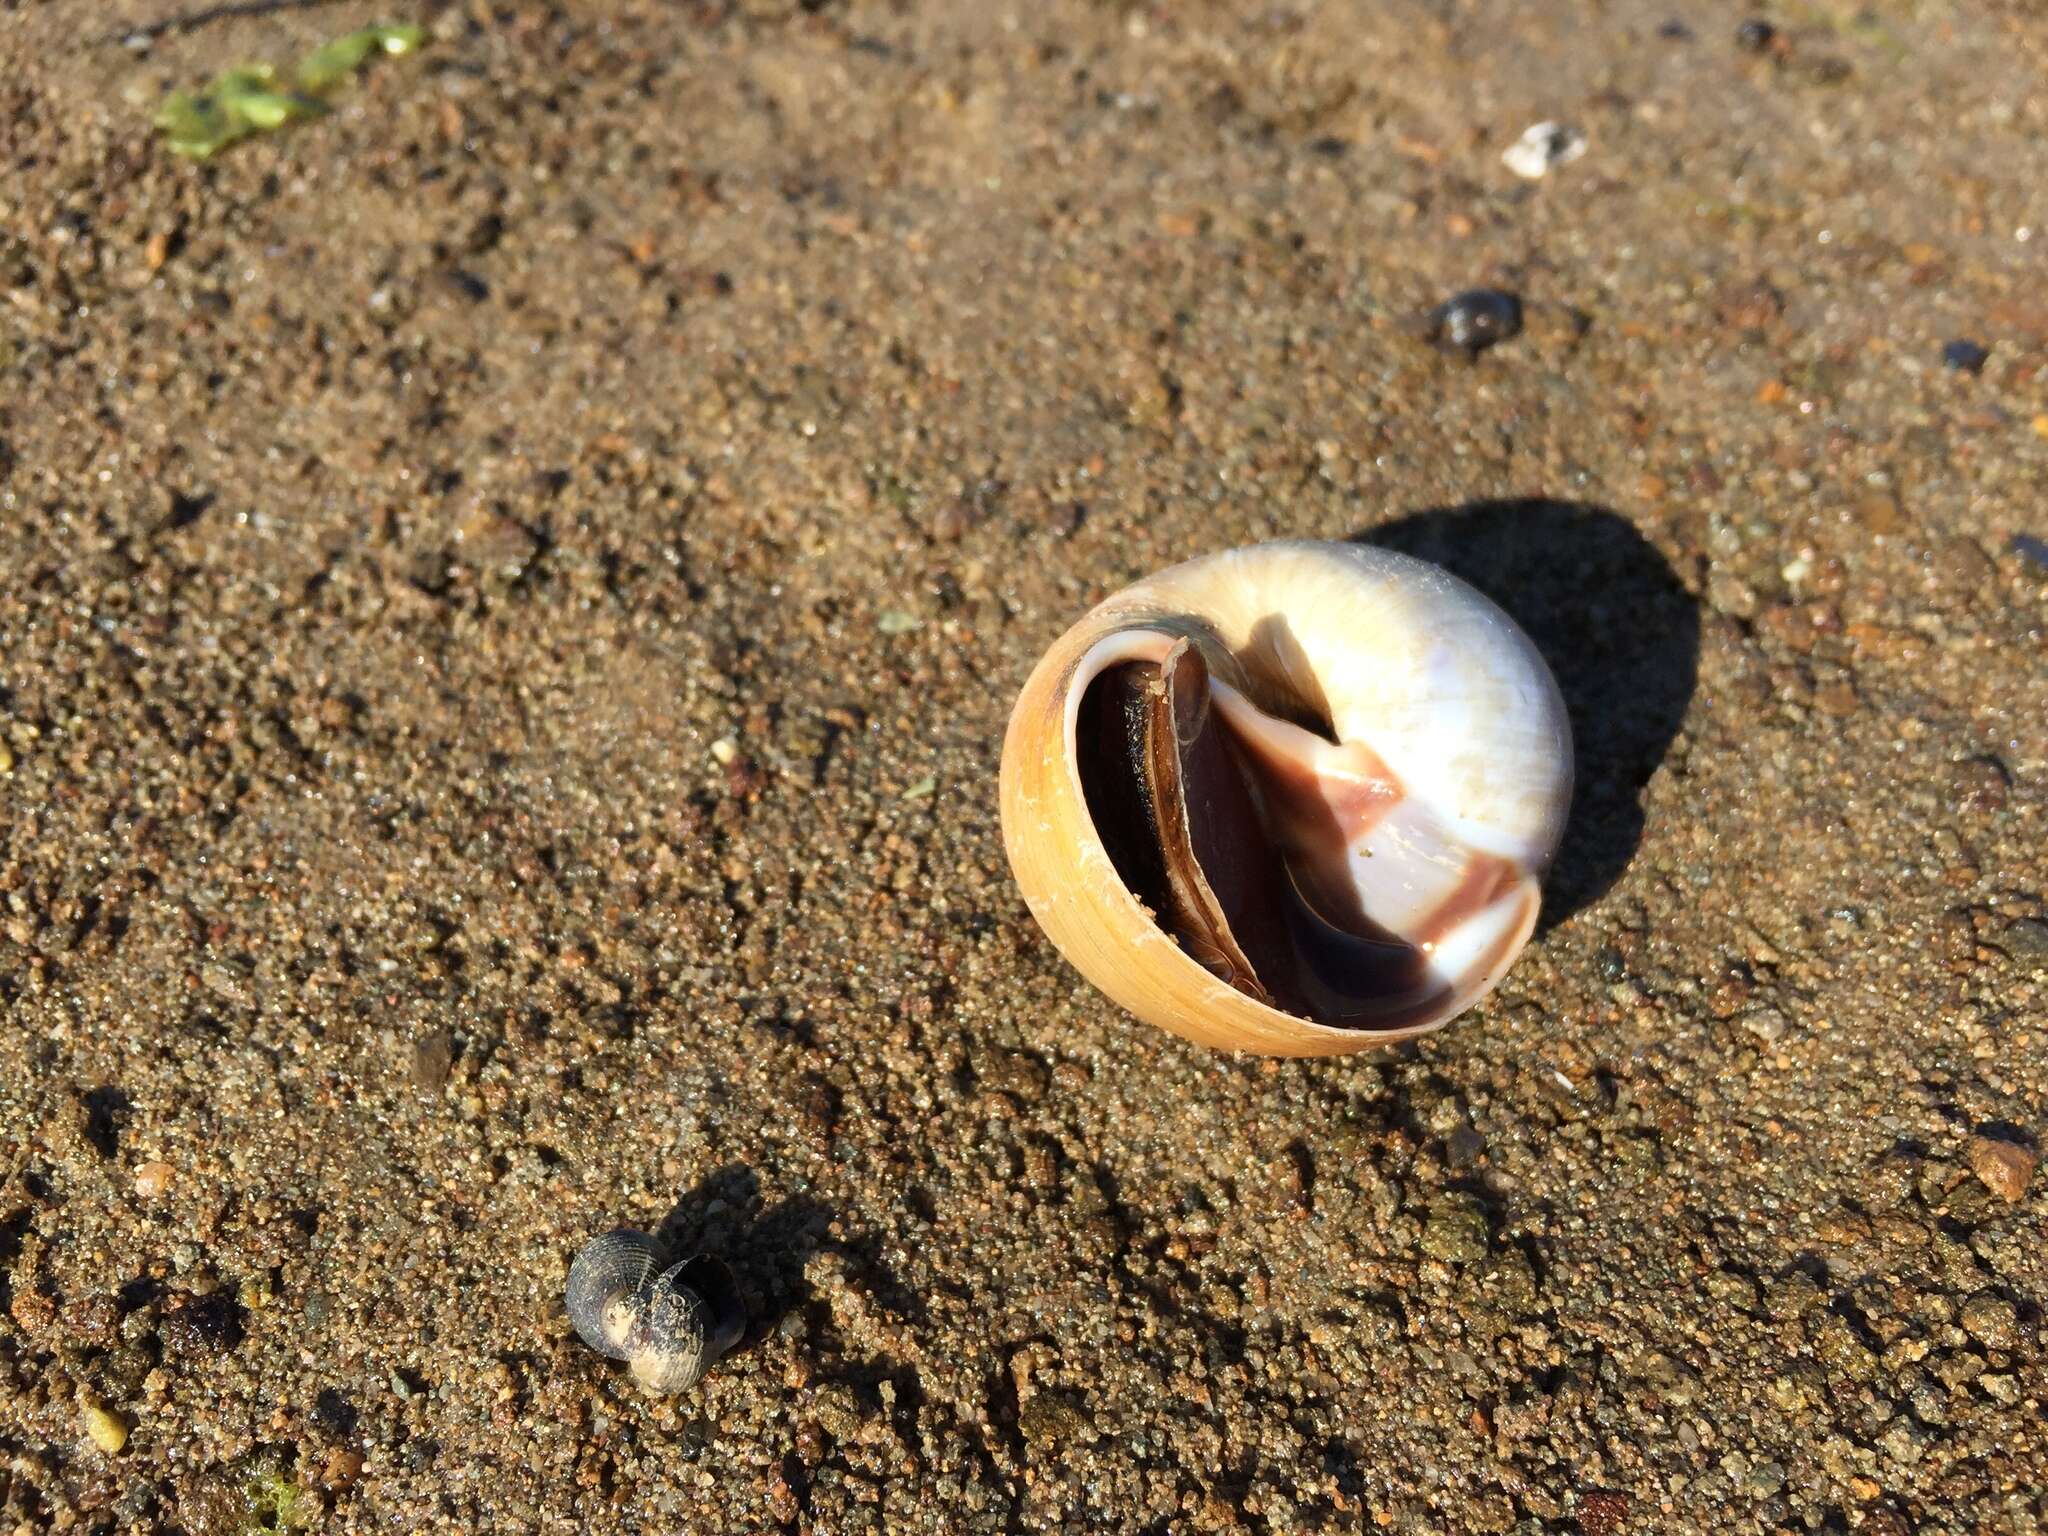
[1502,121,1587,179]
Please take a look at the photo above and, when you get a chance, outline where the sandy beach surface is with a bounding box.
[1,1,2044,1530]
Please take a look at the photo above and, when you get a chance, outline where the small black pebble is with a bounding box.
[1657,20,1692,40]
[1736,18,1775,52]
[439,268,491,304]
[1426,289,1523,357]
[1941,339,1989,374]
[158,1291,245,1357]
[2012,534,2048,571]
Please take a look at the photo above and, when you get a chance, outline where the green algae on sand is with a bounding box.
[154,23,423,159]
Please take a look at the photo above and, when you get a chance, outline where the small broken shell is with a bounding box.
[566,1230,745,1394]
[999,540,1572,1056]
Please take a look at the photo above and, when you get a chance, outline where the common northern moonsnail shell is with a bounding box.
[999,540,1572,1057]
[566,1229,746,1394]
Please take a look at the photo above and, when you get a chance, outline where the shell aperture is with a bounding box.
[1076,636,1455,1029]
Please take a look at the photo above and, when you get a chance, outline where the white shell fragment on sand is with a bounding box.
[1501,121,1587,179]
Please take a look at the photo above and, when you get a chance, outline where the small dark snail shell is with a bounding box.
[566,1229,746,1395]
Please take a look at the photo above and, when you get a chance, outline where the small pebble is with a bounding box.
[410,1030,455,1090]
[2005,918,2048,964]
[931,499,971,541]
[82,1399,128,1454]
[320,1447,366,1490]
[1577,1489,1630,1536]
[1965,1136,2036,1202]
[133,1161,175,1198]
[1736,18,1776,53]
[1941,339,1990,374]
[1960,1294,2020,1351]
[1746,1461,1788,1497]
[2012,534,2048,571]
[1851,491,1902,536]
[1739,1006,1789,1044]
[159,1291,243,1357]
[1420,1193,1491,1263]
[1424,289,1523,357]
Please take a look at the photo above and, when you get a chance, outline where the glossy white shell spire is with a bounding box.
[999,540,1572,1056]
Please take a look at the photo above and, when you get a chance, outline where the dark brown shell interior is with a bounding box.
[1075,639,1444,1030]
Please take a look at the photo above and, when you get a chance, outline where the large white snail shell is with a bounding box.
[999,540,1572,1057]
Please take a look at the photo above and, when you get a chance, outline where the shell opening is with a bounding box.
[1073,634,1532,1031]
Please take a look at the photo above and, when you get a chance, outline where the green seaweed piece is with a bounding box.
[297,23,424,92]
[240,1456,317,1534]
[155,22,423,159]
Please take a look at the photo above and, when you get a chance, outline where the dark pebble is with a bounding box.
[1578,1490,1631,1536]
[411,1029,455,1090]
[159,1291,245,1357]
[2004,917,2048,963]
[2012,534,2048,571]
[438,269,492,304]
[1736,18,1776,52]
[1425,289,1523,357]
[1941,339,1989,374]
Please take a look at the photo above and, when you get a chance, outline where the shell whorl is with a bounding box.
[1077,542,1569,865]
[566,1229,664,1360]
